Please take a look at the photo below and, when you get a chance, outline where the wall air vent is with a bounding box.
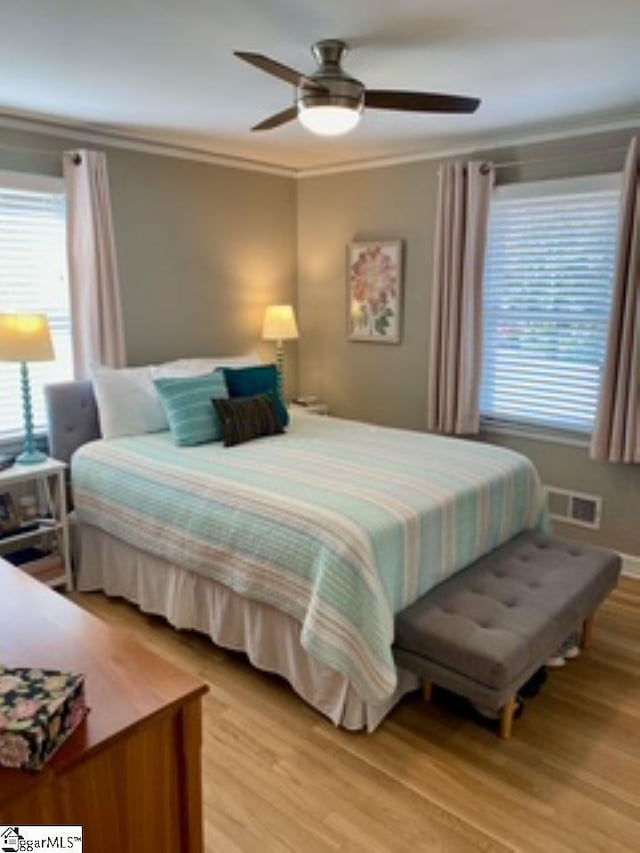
[544,486,601,530]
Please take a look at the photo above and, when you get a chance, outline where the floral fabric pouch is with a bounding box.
[0,667,88,771]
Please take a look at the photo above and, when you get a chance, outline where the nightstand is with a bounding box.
[0,458,71,590]
[306,403,329,415]
[291,401,329,416]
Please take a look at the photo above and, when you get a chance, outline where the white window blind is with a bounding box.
[0,172,72,438]
[480,174,620,434]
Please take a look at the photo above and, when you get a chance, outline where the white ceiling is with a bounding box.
[1,0,639,171]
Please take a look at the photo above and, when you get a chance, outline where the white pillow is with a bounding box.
[92,365,169,439]
[150,352,261,379]
[92,355,262,439]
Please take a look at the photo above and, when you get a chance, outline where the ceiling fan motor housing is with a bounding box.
[297,39,364,114]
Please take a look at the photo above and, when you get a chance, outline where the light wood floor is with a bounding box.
[70,577,640,853]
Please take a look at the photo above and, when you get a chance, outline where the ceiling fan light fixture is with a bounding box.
[236,38,481,134]
[298,103,362,136]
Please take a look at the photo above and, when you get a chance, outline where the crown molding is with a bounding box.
[0,107,638,181]
[296,113,640,178]
[0,110,297,178]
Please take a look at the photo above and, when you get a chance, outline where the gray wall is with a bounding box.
[297,126,640,556]
[0,126,298,391]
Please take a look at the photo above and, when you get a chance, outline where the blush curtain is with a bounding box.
[427,160,494,435]
[64,149,126,379]
[590,136,640,463]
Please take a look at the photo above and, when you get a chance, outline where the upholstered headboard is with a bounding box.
[44,381,101,464]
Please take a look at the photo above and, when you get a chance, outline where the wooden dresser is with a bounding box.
[0,559,208,852]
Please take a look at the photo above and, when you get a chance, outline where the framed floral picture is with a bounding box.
[347,240,403,343]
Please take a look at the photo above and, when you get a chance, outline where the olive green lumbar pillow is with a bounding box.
[213,393,284,447]
[154,371,228,446]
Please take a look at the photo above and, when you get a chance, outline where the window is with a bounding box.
[0,171,72,438]
[480,173,620,435]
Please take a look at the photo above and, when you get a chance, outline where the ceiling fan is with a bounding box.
[234,39,480,137]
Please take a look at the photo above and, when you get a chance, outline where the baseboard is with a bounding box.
[620,553,640,579]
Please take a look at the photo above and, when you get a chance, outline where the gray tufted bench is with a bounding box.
[394,532,620,738]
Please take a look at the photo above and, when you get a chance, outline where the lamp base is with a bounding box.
[16,448,47,465]
[16,361,46,465]
[275,341,285,402]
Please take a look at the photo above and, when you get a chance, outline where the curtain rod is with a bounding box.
[494,144,628,170]
[0,141,63,157]
[0,142,85,166]
[0,142,83,160]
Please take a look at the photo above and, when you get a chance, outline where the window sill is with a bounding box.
[480,419,591,449]
[0,432,48,456]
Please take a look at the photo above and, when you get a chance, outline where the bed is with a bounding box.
[47,380,548,731]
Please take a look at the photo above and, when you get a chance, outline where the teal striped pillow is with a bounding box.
[154,372,228,446]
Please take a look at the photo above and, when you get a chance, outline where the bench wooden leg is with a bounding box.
[581,615,595,650]
[500,696,517,740]
[422,681,433,702]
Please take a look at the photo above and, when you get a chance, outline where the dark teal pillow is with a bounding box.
[154,371,228,446]
[222,364,289,426]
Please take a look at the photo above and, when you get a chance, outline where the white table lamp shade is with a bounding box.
[0,314,54,465]
[0,314,54,362]
[262,305,299,342]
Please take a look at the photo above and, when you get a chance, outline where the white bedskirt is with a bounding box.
[76,524,418,731]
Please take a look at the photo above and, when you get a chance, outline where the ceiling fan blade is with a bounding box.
[364,90,480,114]
[251,107,298,132]
[234,51,327,92]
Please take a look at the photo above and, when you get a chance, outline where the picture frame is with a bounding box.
[347,239,403,344]
[0,491,19,536]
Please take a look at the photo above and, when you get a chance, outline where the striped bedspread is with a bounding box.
[72,411,548,705]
